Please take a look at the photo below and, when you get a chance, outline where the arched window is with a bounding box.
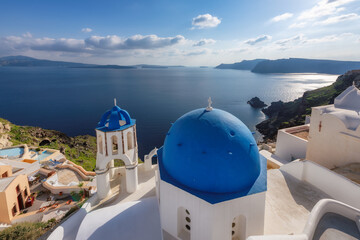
[112,136,118,155]
[178,207,191,240]
[231,215,246,240]
[98,137,103,154]
[127,132,133,150]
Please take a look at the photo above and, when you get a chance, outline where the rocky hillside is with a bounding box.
[257,70,360,140]
[0,118,97,171]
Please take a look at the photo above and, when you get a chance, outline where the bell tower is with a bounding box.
[95,99,138,200]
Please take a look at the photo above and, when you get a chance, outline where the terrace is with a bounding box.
[285,125,309,141]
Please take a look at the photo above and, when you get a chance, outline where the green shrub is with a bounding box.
[0,220,56,240]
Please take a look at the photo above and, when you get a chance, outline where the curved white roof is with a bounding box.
[334,85,360,111]
[75,197,161,240]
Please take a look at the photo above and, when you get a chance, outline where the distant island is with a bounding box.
[215,59,267,71]
[216,58,360,75]
[0,56,183,69]
[76,65,135,69]
[0,55,95,68]
[3,55,360,75]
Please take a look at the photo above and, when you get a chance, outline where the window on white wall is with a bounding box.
[177,207,191,240]
[231,215,246,240]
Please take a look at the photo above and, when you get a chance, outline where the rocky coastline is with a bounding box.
[247,97,267,108]
[256,70,360,140]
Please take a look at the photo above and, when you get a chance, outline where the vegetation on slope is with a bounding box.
[0,219,57,240]
[256,70,360,140]
[0,118,97,171]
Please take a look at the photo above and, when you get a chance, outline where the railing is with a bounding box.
[144,147,158,171]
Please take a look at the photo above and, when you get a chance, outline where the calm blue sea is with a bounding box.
[0,66,337,157]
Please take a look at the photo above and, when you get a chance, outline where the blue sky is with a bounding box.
[0,0,359,65]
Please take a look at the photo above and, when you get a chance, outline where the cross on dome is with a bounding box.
[114,98,117,106]
[206,97,213,111]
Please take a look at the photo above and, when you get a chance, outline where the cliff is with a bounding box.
[252,58,360,74]
[257,70,360,140]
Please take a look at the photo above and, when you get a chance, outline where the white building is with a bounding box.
[48,93,360,240]
[95,101,138,199]
[306,84,360,168]
[274,84,360,169]
[156,107,267,240]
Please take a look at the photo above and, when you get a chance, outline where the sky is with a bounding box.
[0,0,359,66]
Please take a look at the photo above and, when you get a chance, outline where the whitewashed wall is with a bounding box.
[280,160,360,209]
[159,180,265,240]
[306,107,360,168]
[275,127,308,162]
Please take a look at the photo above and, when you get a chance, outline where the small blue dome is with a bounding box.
[161,108,260,194]
[97,105,135,131]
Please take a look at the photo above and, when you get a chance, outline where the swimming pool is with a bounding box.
[35,150,53,161]
[0,147,24,157]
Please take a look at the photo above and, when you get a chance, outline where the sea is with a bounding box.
[0,66,338,157]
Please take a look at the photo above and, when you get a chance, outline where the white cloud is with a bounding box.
[0,34,186,55]
[193,39,216,47]
[275,34,304,46]
[22,32,32,38]
[289,22,307,29]
[192,14,221,29]
[288,0,358,29]
[318,13,360,25]
[184,49,211,56]
[85,34,185,49]
[274,33,355,48]
[245,35,272,45]
[270,13,293,22]
[298,0,355,20]
[303,35,339,44]
[31,38,86,52]
[81,28,93,33]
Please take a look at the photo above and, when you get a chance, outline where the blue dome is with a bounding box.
[97,105,135,131]
[161,108,261,194]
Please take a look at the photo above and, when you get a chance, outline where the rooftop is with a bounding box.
[96,104,135,132]
[332,163,360,185]
[0,158,40,176]
[285,125,309,141]
[265,169,329,235]
[314,104,360,131]
[0,175,16,192]
[74,165,348,238]
[159,107,266,203]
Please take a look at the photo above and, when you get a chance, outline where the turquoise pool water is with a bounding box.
[0,147,24,157]
[35,150,53,161]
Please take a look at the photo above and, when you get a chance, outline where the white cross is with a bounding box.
[114,98,117,106]
[206,97,213,111]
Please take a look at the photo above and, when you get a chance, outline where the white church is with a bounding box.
[48,85,360,240]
